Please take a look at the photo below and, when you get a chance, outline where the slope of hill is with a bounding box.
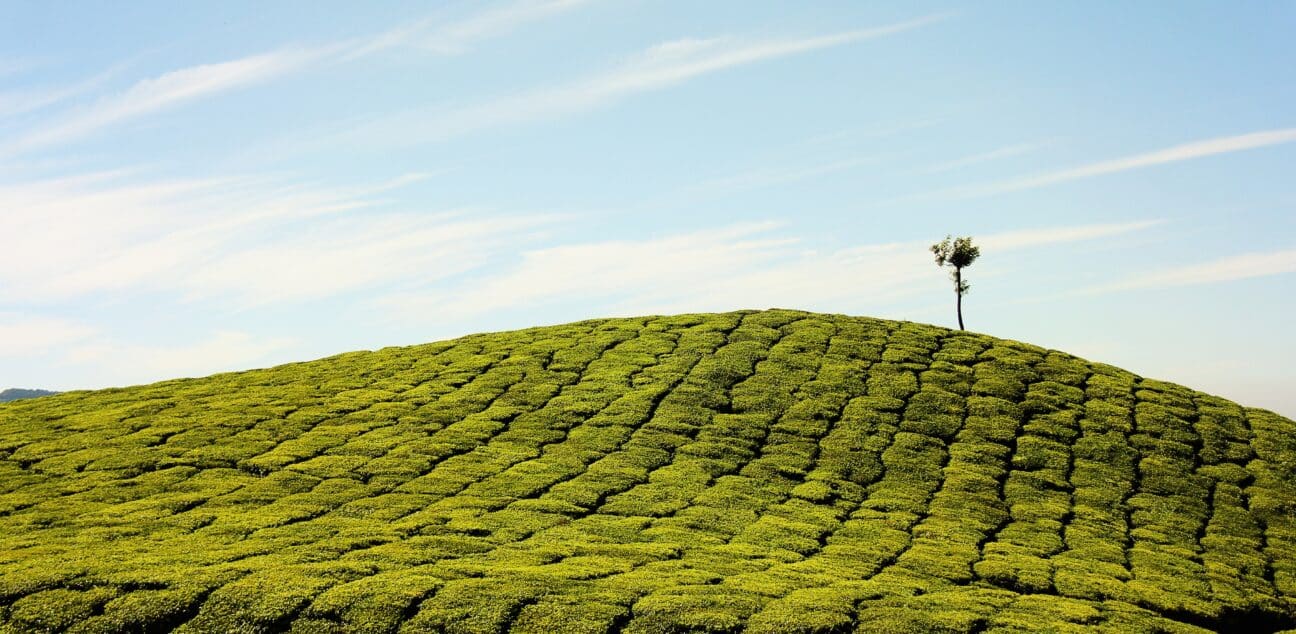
[1,309,1294,633]
[0,388,58,403]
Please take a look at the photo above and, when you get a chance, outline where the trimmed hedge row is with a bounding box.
[1,310,1295,633]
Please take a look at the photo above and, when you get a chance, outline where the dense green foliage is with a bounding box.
[0,389,57,403]
[930,235,980,331]
[2,309,1295,633]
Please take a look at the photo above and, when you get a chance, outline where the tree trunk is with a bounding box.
[955,268,964,330]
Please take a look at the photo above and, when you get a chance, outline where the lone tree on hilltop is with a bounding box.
[931,235,980,331]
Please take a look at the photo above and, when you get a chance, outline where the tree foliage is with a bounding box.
[931,235,981,330]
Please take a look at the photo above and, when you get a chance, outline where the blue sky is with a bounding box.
[2,1,1294,416]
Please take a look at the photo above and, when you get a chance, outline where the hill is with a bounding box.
[0,389,58,403]
[1,309,1294,633]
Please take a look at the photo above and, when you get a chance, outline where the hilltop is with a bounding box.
[0,389,58,403]
[1,309,1294,633]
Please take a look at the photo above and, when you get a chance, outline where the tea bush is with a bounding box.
[1,310,1295,632]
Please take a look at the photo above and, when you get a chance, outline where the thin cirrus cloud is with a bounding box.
[0,57,39,78]
[1086,248,1296,294]
[0,168,557,306]
[0,0,597,157]
[329,14,951,149]
[0,171,354,301]
[948,127,1296,199]
[344,0,596,59]
[0,315,97,358]
[696,157,882,193]
[975,219,1164,250]
[0,65,123,120]
[182,211,561,308]
[62,330,296,388]
[376,217,1157,324]
[922,142,1044,173]
[375,222,798,321]
[0,48,329,158]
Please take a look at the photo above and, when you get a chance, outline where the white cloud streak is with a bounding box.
[62,331,295,386]
[0,315,97,357]
[697,157,880,193]
[346,0,595,59]
[185,212,559,307]
[1,0,596,156]
[0,67,121,120]
[976,219,1164,250]
[923,142,1043,173]
[1,48,328,157]
[0,170,555,306]
[335,14,950,148]
[379,222,796,319]
[0,58,37,77]
[1090,248,1296,293]
[952,128,1296,199]
[376,218,1156,323]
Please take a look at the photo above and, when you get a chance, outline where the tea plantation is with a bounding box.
[2,309,1295,633]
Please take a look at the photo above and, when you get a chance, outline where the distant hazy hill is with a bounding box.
[0,388,57,402]
[1,310,1294,632]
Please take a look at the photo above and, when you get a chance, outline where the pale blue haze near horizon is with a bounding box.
[2,1,1295,416]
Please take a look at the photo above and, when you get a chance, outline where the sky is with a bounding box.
[1,1,1294,417]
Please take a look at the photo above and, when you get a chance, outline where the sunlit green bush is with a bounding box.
[1,310,1294,632]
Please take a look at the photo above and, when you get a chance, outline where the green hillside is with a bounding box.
[2,309,1295,633]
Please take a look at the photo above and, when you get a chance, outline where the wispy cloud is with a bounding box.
[641,117,944,209]
[378,222,795,320]
[976,219,1164,250]
[376,218,1156,323]
[0,315,97,357]
[185,211,558,307]
[63,330,295,387]
[696,157,880,193]
[0,63,128,121]
[1,0,596,156]
[330,14,950,149]
[801,117,948,148]
[0,58,36,78]
[923,142,1043,173]
[948,128,1296,199]
[346,0,595,59]
[1,48,329,156]
[1088,248,1296,293]
[0,169,554,305]
[1,172,315,300]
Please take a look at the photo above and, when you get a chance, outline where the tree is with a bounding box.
[930,235,980,331]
